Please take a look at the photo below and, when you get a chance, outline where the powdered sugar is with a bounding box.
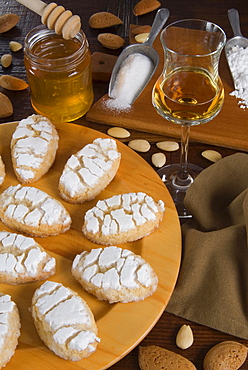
[226,45,248,109]
[105,53,153,112]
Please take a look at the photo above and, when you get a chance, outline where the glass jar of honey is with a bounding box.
[24,25,93,122]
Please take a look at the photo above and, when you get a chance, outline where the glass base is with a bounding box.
[157,163,202,219]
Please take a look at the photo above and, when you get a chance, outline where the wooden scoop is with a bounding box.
[15,0,81,39]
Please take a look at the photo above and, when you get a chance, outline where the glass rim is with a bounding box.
[24,24,87,64]
[161,18,226,57]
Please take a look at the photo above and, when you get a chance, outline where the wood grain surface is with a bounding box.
[0,121,181,369]
[1,0,248,369]
[86,26,248,151]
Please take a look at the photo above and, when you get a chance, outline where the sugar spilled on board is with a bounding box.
[104,53,154,112]
[226,45,248,109]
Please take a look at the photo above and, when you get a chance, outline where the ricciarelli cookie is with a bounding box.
[58,138,121,203]
[72,246,158,303]
[31,281,100,361]
[0,230,56,284]
[0,184,71,237]
[82,192,165,245]
[11,114,59,184]
[0,293,21,368]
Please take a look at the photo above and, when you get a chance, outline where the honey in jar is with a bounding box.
[24,25,93,122]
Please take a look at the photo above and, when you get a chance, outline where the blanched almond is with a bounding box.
[128,139,150,152]
[152,152,166,168]
[0,92,13,118]
[0,75,28,91]
[1,54,12,68]
[201,150,222,162]
[107,127,130,138]
[135,33,149,43]
[156,140,179,151]
[89,12,123,28]
[176,325,194,350]
[0,13,19,33]
[97,33,125,50]
[9,41,22,52]
[133,0,161,16]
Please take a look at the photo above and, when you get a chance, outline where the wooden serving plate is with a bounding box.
[0,121,181,370]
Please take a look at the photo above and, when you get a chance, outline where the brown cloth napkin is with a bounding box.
[166,153,248,339]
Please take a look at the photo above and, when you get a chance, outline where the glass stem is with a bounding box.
[173,123,193,188]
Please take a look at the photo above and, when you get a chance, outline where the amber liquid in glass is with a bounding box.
[153,67,224,125]
[25,35,93,122]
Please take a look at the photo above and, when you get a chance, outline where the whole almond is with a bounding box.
[176,324,194,350]
[128,139,150,152]
[9,41,22,52]
[0,92,13,118]
[133,0,161,16]
[97,33,125,50]
[1,54,12,68]
[203,341,248,370]
[0,13,20,33]
[132,25,152,35]
[0,75,28,91]
[139,345,197,370]
[89,12,123,28]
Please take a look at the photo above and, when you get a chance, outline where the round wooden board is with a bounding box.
[0,121,181,370]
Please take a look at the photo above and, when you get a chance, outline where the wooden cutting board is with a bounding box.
[0,121,181,370]
[86,30,248,151]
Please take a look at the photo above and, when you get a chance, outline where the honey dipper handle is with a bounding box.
[15,0,47,16]
[15,0,81,39]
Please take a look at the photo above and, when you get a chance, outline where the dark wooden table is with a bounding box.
[1,0,248,369]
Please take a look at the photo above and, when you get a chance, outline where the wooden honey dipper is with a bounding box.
[16,0,81,39]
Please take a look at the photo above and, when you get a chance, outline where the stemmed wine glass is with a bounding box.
[152,19,226,218]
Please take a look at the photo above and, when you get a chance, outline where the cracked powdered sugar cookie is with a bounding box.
[0,293,21,368]
[0,230,56,284]
[82,192,165,245]
[0,184,71,237]
[31,281,100,361]
[11,114,59,184]
[72,246,158,303]
[58,138,121,203]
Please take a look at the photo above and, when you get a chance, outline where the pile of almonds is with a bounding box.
[89,11,124,50]
[1,41,22,68]
[107,126,223,167]
[138,324,248,369]
[0,13,22,68]
[0,13,28,118]
[139,340,248,370]
[89,0,161,50]
[0,73,28,118]
[107,126,179,168]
